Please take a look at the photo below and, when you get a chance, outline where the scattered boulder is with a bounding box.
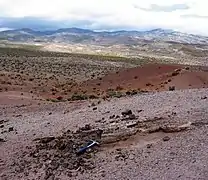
[137,110,143,113]
[0,138,6,142]
[121,109,132,116]
[163,136,170,142]
[80,124,92,131]
[171,69,181,76]
[91,102,96,107]
[172,112,177,116]
[93,107,97,111]
[169,86,175,91]
[8,127,14,132]
[109,115,115,119]
[56,96,63,101]
[15,114,22,117]
[95,119,102,123]
[18,128,104,179]
[201,96,207,100]
[0,120,9,124]
[146,144,153,149]
[128,114,136,120]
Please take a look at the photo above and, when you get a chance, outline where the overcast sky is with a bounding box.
[0,0,208,35]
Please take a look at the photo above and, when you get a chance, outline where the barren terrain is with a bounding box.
[0,46,208,180]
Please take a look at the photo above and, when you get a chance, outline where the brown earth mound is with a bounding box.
[73,64,208,97]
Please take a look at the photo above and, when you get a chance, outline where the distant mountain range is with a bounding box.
[1,28,208,45]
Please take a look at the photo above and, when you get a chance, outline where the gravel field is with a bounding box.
[0,88,207,180]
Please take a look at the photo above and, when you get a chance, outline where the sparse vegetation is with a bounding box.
[116,85,123,91]
[169,86,176,91]
[126,89,138,96]
[106,90,124,98]
[89,95,99,99]
[70,94,89,101]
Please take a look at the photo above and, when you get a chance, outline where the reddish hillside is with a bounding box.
[75,64,208,96]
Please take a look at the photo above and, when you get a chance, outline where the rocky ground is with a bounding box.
[0,88,207,180]
[0,47,208,180]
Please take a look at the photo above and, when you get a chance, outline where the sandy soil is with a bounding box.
[0,88,207,180]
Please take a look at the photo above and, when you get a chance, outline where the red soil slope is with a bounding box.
[77,64,208,95]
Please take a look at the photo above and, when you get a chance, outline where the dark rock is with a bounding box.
[154,116,164,121]
[109,115,115,119]
[91,102,96,107]
[115,127,119,130]
[169,86,175,91]
[80,124,91,131]
[0,125,4,128]
[201,96,207,100]
[147,144,152,148]
[115,115,120,119]
[129,114,136,120]
[49,112,52,115]
[137,110,143,113]
[0,138,6,142]
[15,114,22,117]
[101,172,106,177]
[163,136,170,142]
[0,120,3,125]
[103,111,110,114]
[109,120,115,124]
[8,127,14,132]
[57,96,63,101]
[95,119,102,123]
[121,109,132,116]
[172,112,177,116]
[93,107,97,111]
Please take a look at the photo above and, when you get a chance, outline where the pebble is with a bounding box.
[163,136,170,142]
[129,114,136,120]
[201,96,207,100]
[8,127,14,132]
[121,109,132,116]
[93,107,98,111]
[147,144,153,148]
[0,138,6,142]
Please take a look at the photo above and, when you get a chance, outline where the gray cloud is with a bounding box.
[135,4,189,12]
[0,17,95,30]
[0,16,158,32]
